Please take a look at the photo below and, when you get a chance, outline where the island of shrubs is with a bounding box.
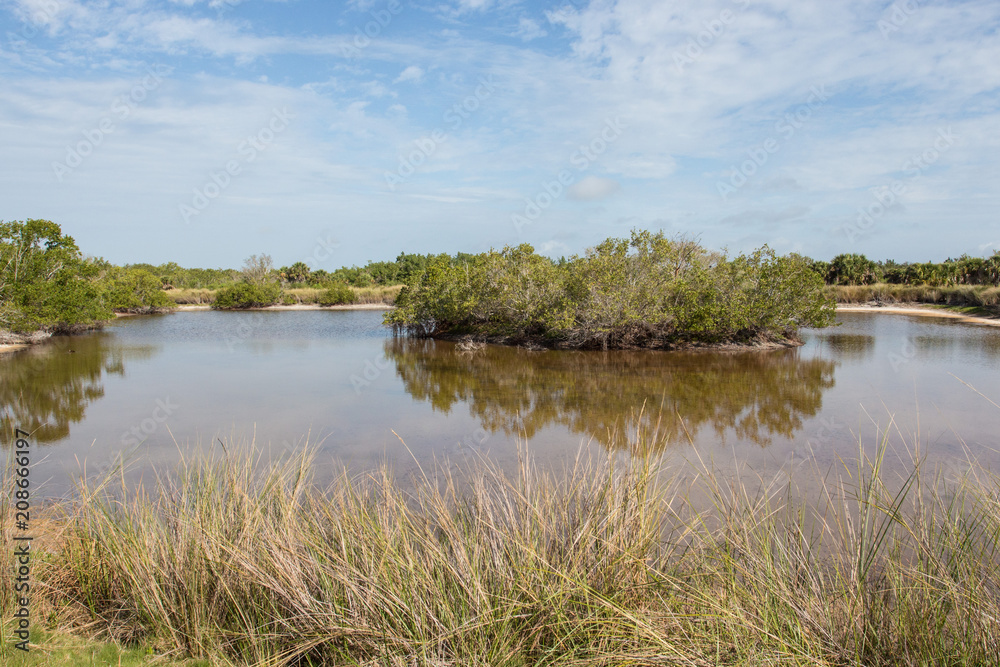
[384,230,836,349]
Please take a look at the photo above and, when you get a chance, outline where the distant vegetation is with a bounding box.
[210,254,284,310]
[4,218,1000,337]
[128,252,459,291]
[387,230,836,349]
[814,252,1000,287]
[816,252,1000,310]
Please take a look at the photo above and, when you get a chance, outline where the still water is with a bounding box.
[4,309,1000,498]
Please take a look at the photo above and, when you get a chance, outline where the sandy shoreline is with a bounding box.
[837,304,1000,326]
[173,303,392,312]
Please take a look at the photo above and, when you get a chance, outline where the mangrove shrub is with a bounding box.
[98,266,175,314]
[318,282,356,306]
[0,219,112,333]
[212,283,283,309]
[385,230,835,348]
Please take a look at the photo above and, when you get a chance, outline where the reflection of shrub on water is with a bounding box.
[0,335,156,444]
[385,338,837,452]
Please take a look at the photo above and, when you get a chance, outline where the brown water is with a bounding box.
[3,310,999,498]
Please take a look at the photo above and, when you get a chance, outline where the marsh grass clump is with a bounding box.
[4,428,1000,666]
[43,445,668,665]
[163,288,216,305]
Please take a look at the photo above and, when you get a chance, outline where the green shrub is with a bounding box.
[386,230,835,348]
[0,219,113,333]
[211,283,282,309]
[99,267,175,313]
[318,282,356,306]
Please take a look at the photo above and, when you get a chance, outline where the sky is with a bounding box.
[1,0,998,270]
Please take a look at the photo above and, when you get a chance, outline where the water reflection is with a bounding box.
[386,339,837,452]
[812,333,876,361]
[0,333,157,444]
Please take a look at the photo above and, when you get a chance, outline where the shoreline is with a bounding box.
[428,330,805,352]
[2,303,996,357]
[172,303,392,311]
[837,303,1000,326]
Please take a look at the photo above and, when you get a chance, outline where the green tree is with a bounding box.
[279,261,312,285]
[98,266,175,314]
[826,253,881,285]
[211,283,282,309]
[0,219,112,333]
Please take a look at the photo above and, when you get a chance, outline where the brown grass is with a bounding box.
[829,283,1000,310]
[164,285,402,307]
[3,425,999,666]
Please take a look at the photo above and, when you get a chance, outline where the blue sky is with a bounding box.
[1,0,998,269]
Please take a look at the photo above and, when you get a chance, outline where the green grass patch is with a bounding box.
[0,627,206,666]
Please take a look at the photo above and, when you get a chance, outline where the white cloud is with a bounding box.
[568,176,620,201]
[2,0,1000,265]
[394,65,424,84]
[514,17,546,41]
[606,154,676,179]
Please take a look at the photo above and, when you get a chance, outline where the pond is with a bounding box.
[4,309,1000,498]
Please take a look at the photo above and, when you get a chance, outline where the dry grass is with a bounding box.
[163,289,216,305]
[164,286,402,307]
[3,424,999,666]
[829,283,1000,310]
[351,284,403,305]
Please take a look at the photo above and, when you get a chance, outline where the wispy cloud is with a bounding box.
[0,0,998,266]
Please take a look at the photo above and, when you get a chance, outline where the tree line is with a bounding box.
[814,252,1000,287]
[4,218,998,338]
